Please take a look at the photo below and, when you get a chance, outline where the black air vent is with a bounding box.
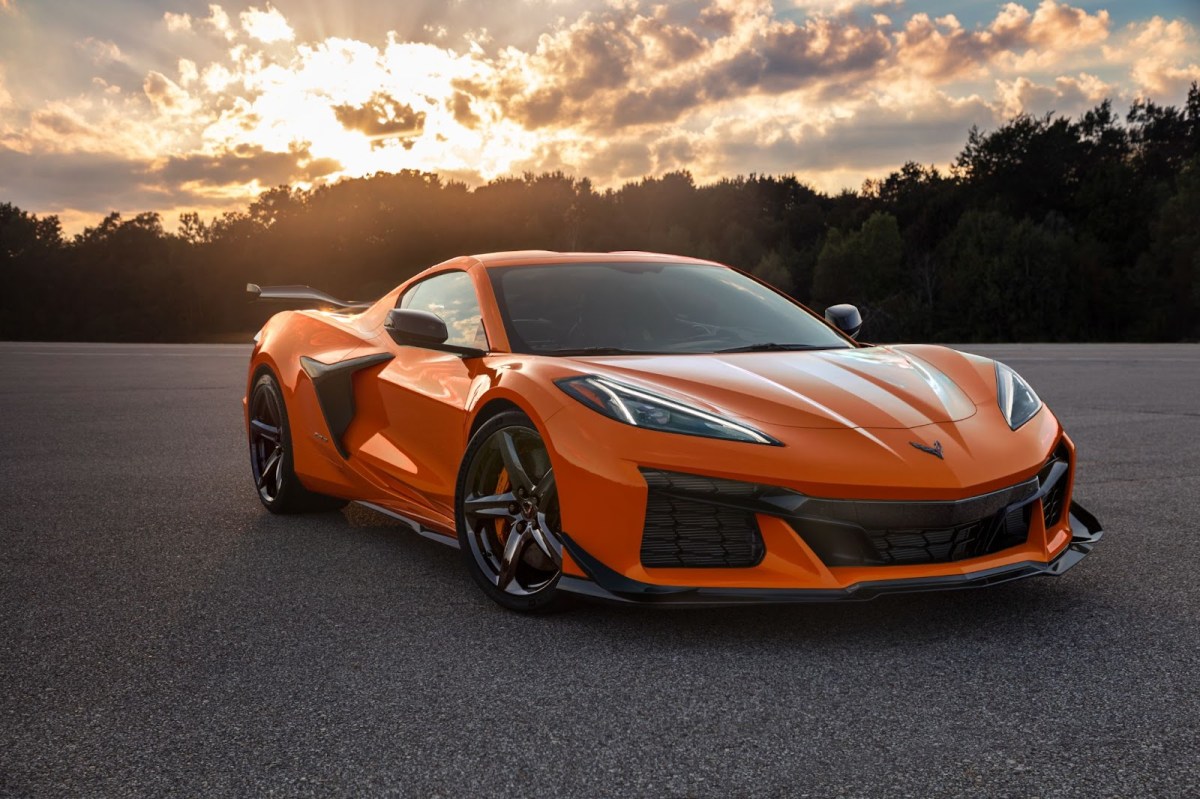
[1038,442,1071,530]
[639,470,765,568]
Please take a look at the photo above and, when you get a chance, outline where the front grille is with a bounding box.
[857,502,1032,565]
[790,480,1040,567]
[866,518,993,564]
[640,470,764,568]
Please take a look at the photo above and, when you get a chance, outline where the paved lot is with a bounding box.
[1,342,1197,797]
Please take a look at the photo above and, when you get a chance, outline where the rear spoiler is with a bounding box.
[246,283,372,311]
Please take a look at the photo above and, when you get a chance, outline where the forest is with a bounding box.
[1,85,1198,344]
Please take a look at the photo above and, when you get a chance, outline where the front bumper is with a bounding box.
[556,501,1103,606]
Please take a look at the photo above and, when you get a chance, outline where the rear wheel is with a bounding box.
[248,370,347,514]
[456,411,567,613]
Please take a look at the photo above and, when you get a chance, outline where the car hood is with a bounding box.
[572,346,982,430]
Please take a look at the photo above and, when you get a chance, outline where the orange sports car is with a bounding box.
[244,251,1103,612]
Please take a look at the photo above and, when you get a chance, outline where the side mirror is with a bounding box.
[824,304,862,339]
[385,308,448,346]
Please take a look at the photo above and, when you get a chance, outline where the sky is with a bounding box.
[0,0,1198,234]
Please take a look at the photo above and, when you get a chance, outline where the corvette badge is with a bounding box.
[910,440,944,459]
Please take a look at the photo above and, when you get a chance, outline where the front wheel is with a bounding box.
[456,411,567,613]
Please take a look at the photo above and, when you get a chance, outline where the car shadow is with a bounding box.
[293,502,1112,652]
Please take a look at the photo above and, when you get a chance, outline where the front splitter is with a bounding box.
[557,501,1104,606]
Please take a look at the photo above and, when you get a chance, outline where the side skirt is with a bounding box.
[356,501,461,550]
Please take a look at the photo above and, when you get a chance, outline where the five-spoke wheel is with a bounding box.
[457,411,566,612]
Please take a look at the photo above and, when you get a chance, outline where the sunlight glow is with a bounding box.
[189,21,549,189]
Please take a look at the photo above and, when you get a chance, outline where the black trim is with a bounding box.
[299,353,393,458]
[396,342,489,358]
[638,467,1043,527]
[557,501,1103,606]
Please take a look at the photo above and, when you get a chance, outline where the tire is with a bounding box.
[248,370,348,514]
[456,410,568,613]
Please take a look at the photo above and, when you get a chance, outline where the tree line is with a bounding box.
[2,85,1198,343]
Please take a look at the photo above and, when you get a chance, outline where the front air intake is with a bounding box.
[1038,442,1072,530]
[639,470,765,568]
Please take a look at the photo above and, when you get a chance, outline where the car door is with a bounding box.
[347,269,491,528]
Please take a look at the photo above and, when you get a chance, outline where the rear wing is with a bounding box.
[246,283,372,311]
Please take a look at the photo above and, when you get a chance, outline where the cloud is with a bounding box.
[77,38,128,67]
[464,0,1117,134]
[0,146,195,214]
[995,73,1113,118]
[0,0,15,14]
[789,0,900,14]
[200,63,237,93]
[757,16,892,90]
[449,92,480,128]
[29,108,91,137]
[204,4,236,41]
[332,93,427,147]
[4,0,1199,234]
[3,93,185,161]
[1104,17,1200,97]
[705,92,1000,177]
[892,1,1110,82]
[468,4,894,131]
[0,138,340,232]
[158,144,341,187]
[163,12,192,33]
[240,5,295,44]
[178,59,199,87]
[143,71,200,116]
[0,146,266,237]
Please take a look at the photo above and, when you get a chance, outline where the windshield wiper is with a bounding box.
[714,342,847,353]
[535,346,666,356]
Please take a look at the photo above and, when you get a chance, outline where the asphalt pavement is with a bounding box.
[1,341,1197,797]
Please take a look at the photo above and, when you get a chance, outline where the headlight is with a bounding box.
[995,361,1042,430]
[555,375,780,445]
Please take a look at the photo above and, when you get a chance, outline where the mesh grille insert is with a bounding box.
[639,471,764,568]
[856,504,1030,565]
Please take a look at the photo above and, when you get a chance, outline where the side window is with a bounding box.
[398,271,488,350]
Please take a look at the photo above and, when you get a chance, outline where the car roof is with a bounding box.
[464,250,722,269]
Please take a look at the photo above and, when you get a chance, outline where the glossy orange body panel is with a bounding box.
[246,251,1090,600]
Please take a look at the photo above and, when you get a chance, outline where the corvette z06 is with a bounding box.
[244,251,1103,612]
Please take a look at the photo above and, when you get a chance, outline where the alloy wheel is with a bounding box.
[249,386,285,503]
[462,426,562,596]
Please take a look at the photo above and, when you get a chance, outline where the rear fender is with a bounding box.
[247,311,371,497]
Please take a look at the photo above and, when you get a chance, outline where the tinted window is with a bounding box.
[488,262,850,354]
[399,271,488,350]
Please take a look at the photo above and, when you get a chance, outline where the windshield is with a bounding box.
[488,262,852,355]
